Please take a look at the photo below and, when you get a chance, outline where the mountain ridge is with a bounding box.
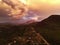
[0,15,60,45]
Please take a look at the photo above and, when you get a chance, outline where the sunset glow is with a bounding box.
[19,0,27,5]
[19,0,60,8]
[0,0,60,23]
[0,0,1,1]
[51,0,60,4]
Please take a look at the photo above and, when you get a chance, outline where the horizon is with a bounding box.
[0,0,60,24]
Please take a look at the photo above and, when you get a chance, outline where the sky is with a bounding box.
[26,0,60,16]
[0,0,60,24]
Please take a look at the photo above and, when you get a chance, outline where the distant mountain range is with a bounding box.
[0,15,60,45]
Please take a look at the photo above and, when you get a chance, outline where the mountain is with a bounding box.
[31,15,60,45]
[0,15,60,45]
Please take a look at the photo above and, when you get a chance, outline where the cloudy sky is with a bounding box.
[0,0,60,24]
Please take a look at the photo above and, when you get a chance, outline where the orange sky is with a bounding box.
[19,0,60,15]
[0,0,60,23]
[13,0,60,22]
[23,0,60,17]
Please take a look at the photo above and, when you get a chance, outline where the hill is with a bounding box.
[32,15,60,45]
[0,15,60,45]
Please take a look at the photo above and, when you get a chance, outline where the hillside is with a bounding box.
[0,15,60,45]
[0,24,50,45]
[32,15,60,45]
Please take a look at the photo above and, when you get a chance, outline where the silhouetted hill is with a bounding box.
[0,15,60,45]
[32,15,60,26]
[32,15,60,45]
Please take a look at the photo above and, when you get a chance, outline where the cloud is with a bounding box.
[0,0,60,24]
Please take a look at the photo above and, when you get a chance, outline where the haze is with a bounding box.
[0,0,60,24]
